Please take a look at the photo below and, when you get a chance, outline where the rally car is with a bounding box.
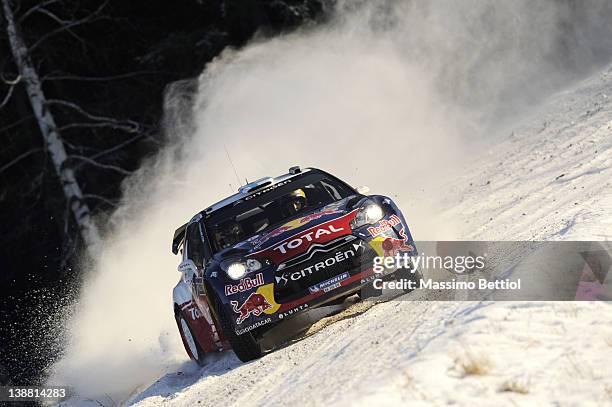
[171,166,418,363]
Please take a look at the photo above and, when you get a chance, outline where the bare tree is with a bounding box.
[1,0,102,253]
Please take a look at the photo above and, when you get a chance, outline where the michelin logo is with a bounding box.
[308,272,350,294]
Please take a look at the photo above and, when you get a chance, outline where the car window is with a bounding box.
[321,179,347,200]
[186,223,206,268]
[205,174,354,252]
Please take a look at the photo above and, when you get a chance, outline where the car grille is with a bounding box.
[274,235,376,303]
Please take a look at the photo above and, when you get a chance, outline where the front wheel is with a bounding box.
[214,295,262,362]
[176,311,206,366]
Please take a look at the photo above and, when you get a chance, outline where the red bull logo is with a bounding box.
[367,215,402,237]
[230,292,272,324]
[382,227,414,256]
[224,273,265,296]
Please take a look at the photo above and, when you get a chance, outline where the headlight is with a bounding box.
[226,262,247,280]
[351,201,384,229]
[221,258,263,280]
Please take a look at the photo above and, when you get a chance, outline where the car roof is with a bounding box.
[198,167,315,217]
[173,167,311,253]
[172,167,347,254]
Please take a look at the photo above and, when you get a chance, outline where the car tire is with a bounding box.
[175,311,206,366]
[214,295,263,362]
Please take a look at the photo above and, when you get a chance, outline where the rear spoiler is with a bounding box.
[172,223,188,255]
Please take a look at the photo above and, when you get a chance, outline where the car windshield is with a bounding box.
[204,172,354,253]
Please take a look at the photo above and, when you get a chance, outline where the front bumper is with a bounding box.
[273,234,377,303]
[273,261,397,321]
[222,234,416,335]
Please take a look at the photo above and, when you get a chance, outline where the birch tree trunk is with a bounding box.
[2,0,101,253]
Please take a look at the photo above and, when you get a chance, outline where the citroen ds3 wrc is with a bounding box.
[171,166,418,363]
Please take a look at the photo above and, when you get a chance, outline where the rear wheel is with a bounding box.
[175,311,206,366]
[214,295,262,362]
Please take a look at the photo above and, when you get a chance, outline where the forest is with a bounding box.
[0,0,325,385]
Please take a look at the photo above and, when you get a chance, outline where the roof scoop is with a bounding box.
[238,177,274,193]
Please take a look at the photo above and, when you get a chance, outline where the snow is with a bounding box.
[354,302,612,407]
[130,300,612,407]
[122,64,612,407]
[56,49,612,407]
[440,66,612,241]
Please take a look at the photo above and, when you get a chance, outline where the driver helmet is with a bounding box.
[218,220,243,248]
[281,189,307,217]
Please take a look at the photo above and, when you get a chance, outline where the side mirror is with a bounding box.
[356,185,370,195]
[178,259,198,284]
[178,259,198,274]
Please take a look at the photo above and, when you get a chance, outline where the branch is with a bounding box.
[34,7,71,25]
[88,133,144,161]
[58,121,140,133]
[0,148,43,174]
[69,154,133,175]
[0,74,20,109]
[1,73,21,85]
[17,0,61,23]
[0,114,36,134]
[61,138,98,154]
[41,70,166,82]
[27,0,110,53]
[46,99,140,133]
[0,84,16,109]
[34,7,86,47]
[83,193,118,208]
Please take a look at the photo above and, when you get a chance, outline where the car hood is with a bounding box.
[215,196,361,262]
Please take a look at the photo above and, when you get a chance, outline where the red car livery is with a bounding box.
[171,167,417,363]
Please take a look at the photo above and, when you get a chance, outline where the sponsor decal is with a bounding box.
[251,210,344,248]
[299,209,343,224]
[274,224,345,255]
[181,302,208,323]
[244,179,292,200]
[276,242,363,286]
[308,272,350,294]
[246,234,262,243]
[381,227,414,256]
[361,274,377,284]
[230,292,272,324]
[367,215,402,237]
[368,226,414,258]
[277,235,358,271]
[252,210,358,263]
[252,225,293,248]
[224,273,265,296]
[189,307,202,320]
[257,283,281,314]
[236,318,272,335]
[180,300,194,311]
[278,304,309,319]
